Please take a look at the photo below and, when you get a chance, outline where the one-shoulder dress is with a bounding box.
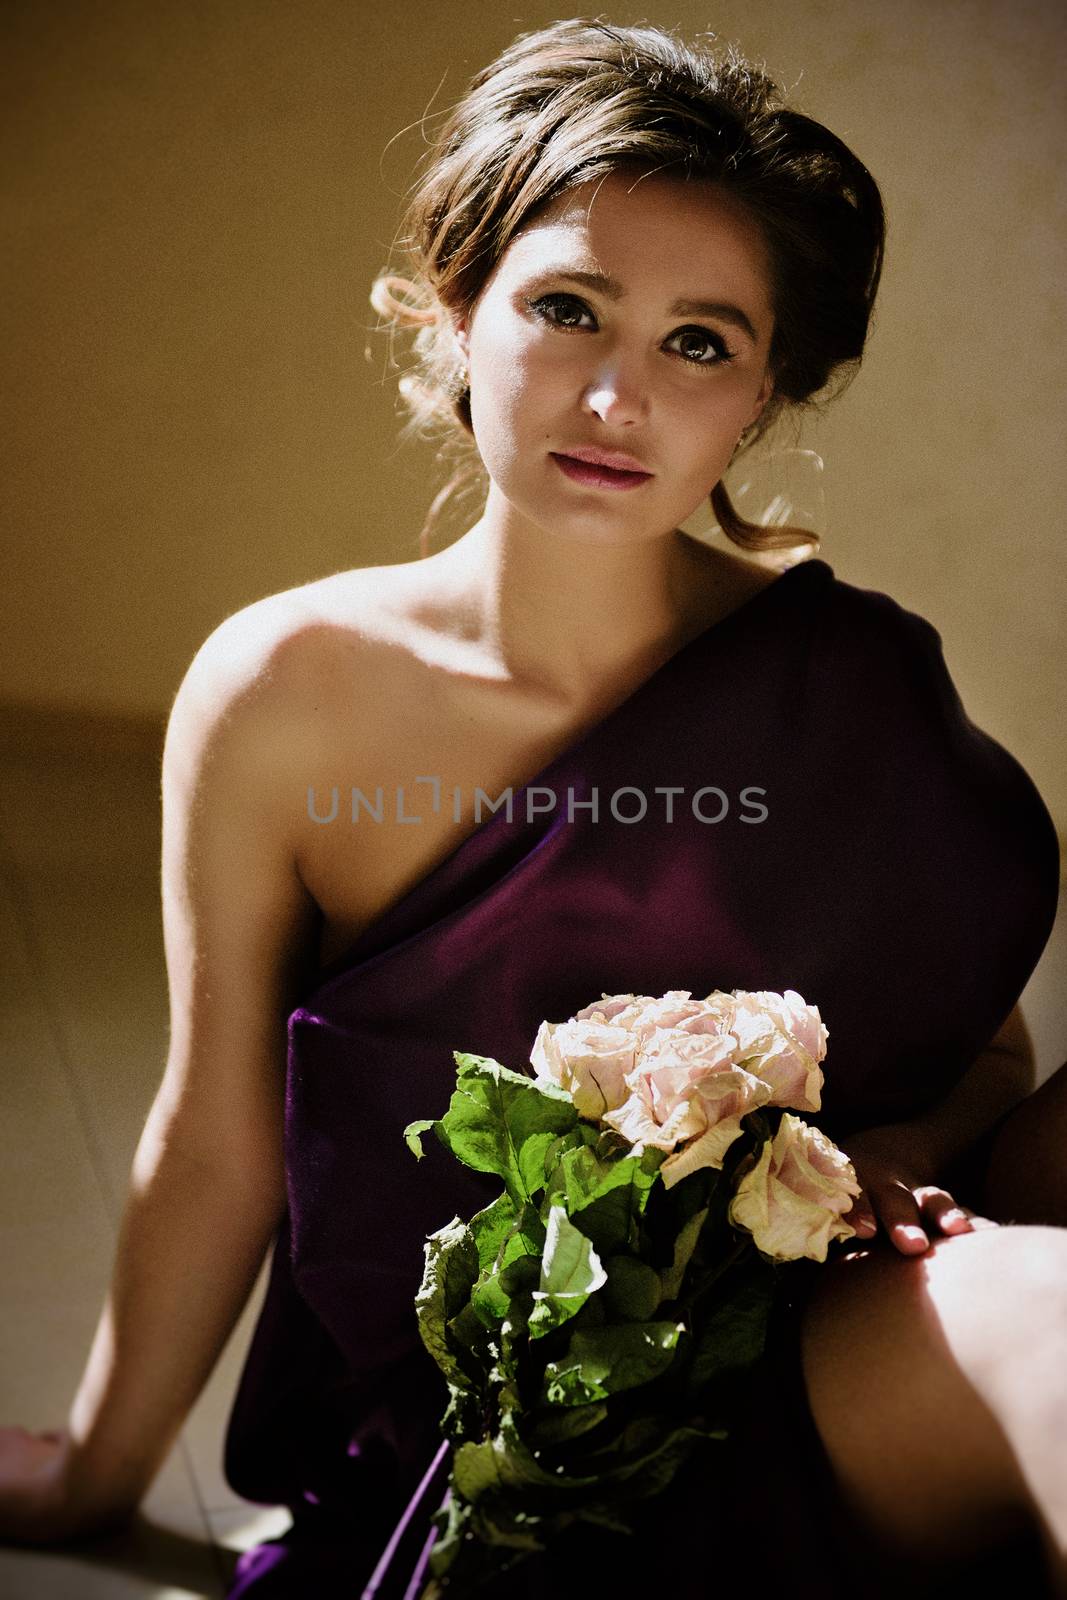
[219,556,1060,1599]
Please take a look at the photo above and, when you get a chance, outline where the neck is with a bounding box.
[423,484,719,707]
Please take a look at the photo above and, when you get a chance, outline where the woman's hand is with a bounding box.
[838,1120,1000,1256]
[0,1425,134,1545]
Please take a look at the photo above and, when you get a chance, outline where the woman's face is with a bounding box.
[451,166,777,542]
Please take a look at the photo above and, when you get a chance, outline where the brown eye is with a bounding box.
[526,293,738,369]
[526,293,593,330]
[671,326,736,366]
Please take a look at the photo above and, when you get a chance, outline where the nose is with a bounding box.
[583,362,649,426]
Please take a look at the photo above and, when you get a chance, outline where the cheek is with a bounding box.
[476,347,564,447]
[508,339,568,396]
[468,350,547,470]
[474,332,544,405]
[673,387,752,458]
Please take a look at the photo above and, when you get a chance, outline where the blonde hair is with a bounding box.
[370,18,885,558]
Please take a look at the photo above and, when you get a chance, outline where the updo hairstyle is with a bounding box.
[370,17,885,556]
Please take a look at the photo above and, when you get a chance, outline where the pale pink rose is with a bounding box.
[727,1114,860,1263]
[726,989,827,1112]
[658,1066,776,1187]
[528,1017,636,1118]
[535,989,830,1178]
[574,990,729,1050]
[632,1024,739,1075]
[602,1036,772,1188]
[572,991,650,1025]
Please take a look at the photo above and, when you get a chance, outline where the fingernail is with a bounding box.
[899,1226,927,1245]
[943,1210,966,1225]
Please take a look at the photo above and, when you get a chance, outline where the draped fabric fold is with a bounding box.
[222,557,1059,1597]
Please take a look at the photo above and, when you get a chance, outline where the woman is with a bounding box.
[1,17,1064,1598]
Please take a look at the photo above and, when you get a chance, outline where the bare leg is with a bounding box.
[800,1225,1067,1592]
[982,1060,1067,1228]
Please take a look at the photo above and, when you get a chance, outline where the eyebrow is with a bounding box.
[524,267,761,345]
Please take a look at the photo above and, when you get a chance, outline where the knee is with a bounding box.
[798,1227,1067,1559]
[943,1225,1067,1337]
[953,1226,1067,1423]
[860,1225,1067,1391]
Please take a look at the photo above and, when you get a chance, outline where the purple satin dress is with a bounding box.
[220,557,1059,1598]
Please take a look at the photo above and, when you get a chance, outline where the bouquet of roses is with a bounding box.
[402,987,861,1595]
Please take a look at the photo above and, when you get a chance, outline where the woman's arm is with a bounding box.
[906,1002,1036,1174]
[982,1057,1067,1227]
[0,603,324,1540]
[840,1004,1035,1257]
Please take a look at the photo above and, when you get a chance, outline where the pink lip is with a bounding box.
[551,453,653,491]
[558,447,651,473]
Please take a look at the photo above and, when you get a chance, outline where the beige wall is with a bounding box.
[2,0,1064,827]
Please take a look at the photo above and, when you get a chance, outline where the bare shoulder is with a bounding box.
[165,565,410,766]
[172,569,376,693]
[155,572,410,1153]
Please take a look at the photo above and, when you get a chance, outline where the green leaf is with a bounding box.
[525,1400,609,1449]
[452,1050,511,1074]
[468,1190,518,1274]
[495,1253,542,1369]
[445,1299,496,1371]
[452,1437,508,1504]
[541,1124,598,1183]
[684,1260,777,1403]
[452,1404,603,1503]
[498,1253,543,1300]
[576,1416,725,1494]
[602,1254,663,1322]
[658,1204,709,1302]
[402,1117,436,1159]
[428,1489,544,1588]
[413,1216,480,1389]
[556,1141,661,1214]
[527,1202,607,1339]
[542,1320,685,1406]
[471,1202,545,1328]
[593,1125,636,1161]
[545,1143,662,1259]
[438,1055,578,1209]
[439,1379,481,1443]
[428,1492,541,1583]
